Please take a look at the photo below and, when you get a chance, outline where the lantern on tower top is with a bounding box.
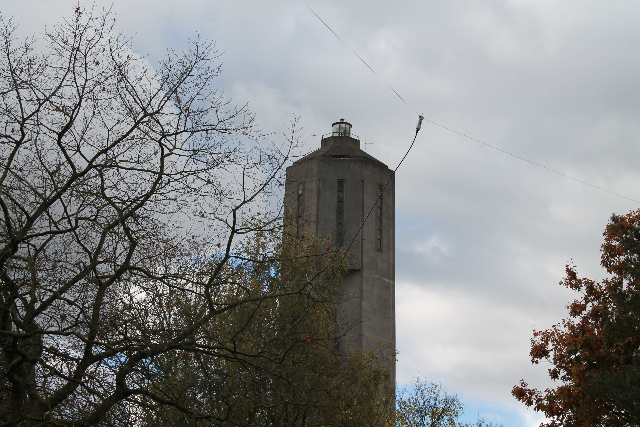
[331,119,351,137]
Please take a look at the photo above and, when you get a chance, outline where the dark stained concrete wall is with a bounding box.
[284,133,396,387]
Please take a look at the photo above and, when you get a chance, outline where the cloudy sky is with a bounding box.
[5,1,640,425]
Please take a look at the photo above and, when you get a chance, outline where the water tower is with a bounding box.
[284,119,395,385]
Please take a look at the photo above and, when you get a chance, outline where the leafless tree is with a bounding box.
[0,6,319,425]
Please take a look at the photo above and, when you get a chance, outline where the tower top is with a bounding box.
[292,119,389,168]
[322,119,358,149]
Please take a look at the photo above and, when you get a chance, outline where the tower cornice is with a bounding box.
[294,135,389,169]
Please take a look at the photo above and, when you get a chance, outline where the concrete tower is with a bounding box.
[284,119,395,385]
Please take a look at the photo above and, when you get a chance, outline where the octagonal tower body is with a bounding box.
[284,119,395,385]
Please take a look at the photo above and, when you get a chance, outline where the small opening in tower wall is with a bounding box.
[377,186,382,250]
[337,180,344,243]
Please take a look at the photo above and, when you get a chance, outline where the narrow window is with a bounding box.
[296,183,303,234]
[376,186,383,250]
[337,180,344,243]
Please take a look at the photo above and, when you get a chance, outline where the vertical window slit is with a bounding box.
[296,183,303,234]
[337,180,344,243]
[377,186,382,250]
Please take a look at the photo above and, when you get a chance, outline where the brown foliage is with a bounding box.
[513,209,640,427]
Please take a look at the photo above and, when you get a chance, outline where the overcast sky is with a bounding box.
[5,1,640,425]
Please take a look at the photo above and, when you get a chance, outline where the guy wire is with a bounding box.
[299,0,639,205]
[425,119,640,204]
[298,0,419,117]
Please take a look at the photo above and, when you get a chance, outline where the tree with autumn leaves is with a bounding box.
[513,209,640,427]
[134,230,394,426]
[0,7,392,426]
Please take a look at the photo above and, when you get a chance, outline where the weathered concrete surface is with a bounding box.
[284,131,396,387]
